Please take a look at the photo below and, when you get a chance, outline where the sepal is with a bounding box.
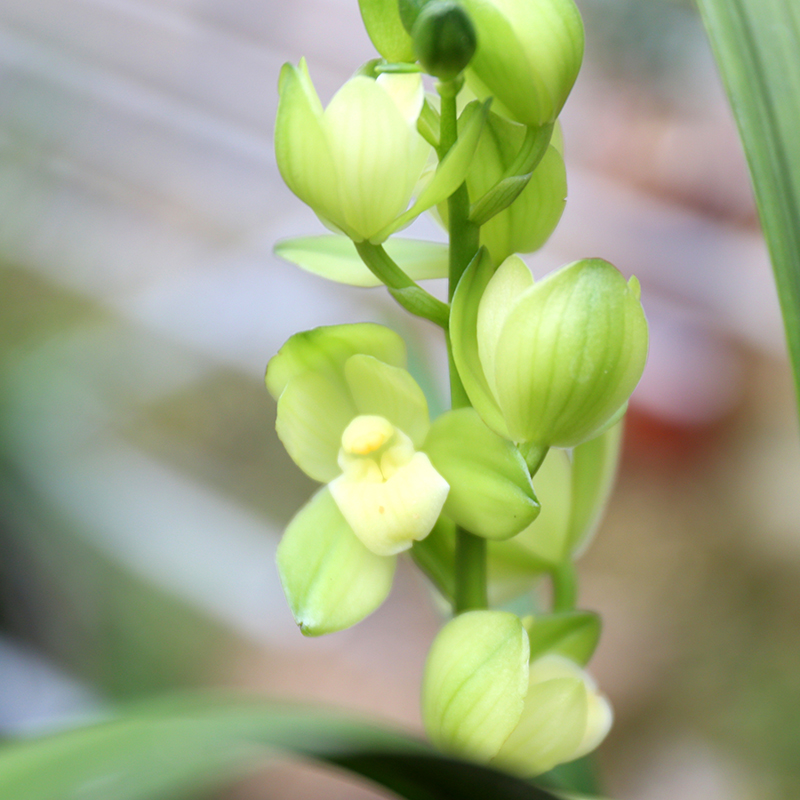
[359,0,415,61]
[459,0,584,127]
[424,408,539,540]
[422,611,530,760]
[523,611,602,666]
[274,235,449,287]
[276,488,396,635]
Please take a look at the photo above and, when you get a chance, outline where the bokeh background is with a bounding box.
[1,0,799,797]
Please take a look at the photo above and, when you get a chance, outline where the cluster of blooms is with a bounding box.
[267,0,648,780]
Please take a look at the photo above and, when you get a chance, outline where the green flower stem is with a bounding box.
[551,561,578,613]
[438,77,487,614]
[454,526,487,613]
[354,241,450,328]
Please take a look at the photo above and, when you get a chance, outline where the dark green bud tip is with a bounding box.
[412,1,477,81]
[398,0,432,34]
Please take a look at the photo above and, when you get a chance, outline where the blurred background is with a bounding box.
[1,0,799,797]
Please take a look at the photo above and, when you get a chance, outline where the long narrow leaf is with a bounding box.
[0,695,563,800]
[697,0,800,420]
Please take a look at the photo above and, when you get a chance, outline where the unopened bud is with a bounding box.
[412,1,477,81]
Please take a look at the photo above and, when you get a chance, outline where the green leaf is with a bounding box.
[696,0,800,421]
[0,695,566,800]
[277,487,396,635]
[425,408,539,540]
[525,612,602,667]
[274,236,449,287]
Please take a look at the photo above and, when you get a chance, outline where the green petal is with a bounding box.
[476,255,534,398]
[274,235,449,287]
[274,61,340,228]
[462,0,545,125]
[462,0,584,127]
[450,248,509,438]
[358,0,416,62]
[524,611,602,666]
[422,611,530,761]
[277,487,396,636]
[487,448,572,602]
[491,259,648,446]
[568,419,624,557]
[424,408,539,540]
[325,76,429,241]
[276,370,357,482]
[492,674,587,777]
[266,323,407,399]
[481,145,567,263]
[345,354,430,447]
[375,99,488,241]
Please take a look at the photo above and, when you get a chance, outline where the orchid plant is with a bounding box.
[267,0,648,779]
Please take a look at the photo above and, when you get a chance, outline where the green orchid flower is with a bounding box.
[422,611,612,776]
[460,0,585,128]
[452,251,649,451]
[275,60,485,244]
[267,323,539,635]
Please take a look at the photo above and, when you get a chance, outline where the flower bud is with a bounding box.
[412,1,477,81]
[452,252,648,449]
[459,0,585,127]
[422,611,612,776]
[359,0,415,62]
[422,611,530,761]
[275,62,428,242]
[398,0,432,33]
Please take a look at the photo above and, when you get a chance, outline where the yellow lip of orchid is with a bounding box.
[331,415,450,557]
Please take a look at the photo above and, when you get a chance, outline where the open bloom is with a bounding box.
[422,611,612,776]
[266,323,448,634]
[452,252,648,449]
[275,60,483,244]
[267,324,540,634]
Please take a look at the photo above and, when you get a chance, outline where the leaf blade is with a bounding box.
[697,0,800,421]
[0,696,565,800]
